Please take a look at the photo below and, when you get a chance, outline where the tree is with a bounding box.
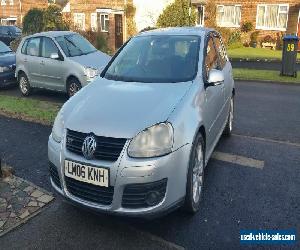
[125,3,137,38]
[22,8,44,34]
[22,5,69,35]
[157,0,197,28]
[43,5,69,31]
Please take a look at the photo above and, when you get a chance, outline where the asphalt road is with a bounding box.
[0,81,299,249]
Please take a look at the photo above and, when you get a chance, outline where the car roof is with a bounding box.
[137,27,214,38]
[25,31,76,39]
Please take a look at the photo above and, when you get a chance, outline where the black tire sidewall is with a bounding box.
[67,78,82,98]
[184,133,205,213]
[18,73,31,96]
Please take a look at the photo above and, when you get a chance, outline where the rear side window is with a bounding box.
[21,39,29,54]
[41,37,59,58]
[26,37,41,57]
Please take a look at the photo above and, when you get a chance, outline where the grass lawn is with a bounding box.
[228,47,300,61]
[233,69,300,83]
[0,95,61,125]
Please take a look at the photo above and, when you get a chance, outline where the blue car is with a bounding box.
[0,41,16,87]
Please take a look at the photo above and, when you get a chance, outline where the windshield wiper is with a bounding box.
[64,36,83,55]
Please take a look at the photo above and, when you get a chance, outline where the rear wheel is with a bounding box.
[223,96,234,136]
[18,72,31,96]
[67,78,82,98]
[183,133,205,214]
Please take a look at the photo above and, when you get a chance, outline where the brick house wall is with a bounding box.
[0,0,48,26]
[65,0,133,51]
[192,0,299,41]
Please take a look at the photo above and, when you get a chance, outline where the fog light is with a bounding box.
[145,191,161,206]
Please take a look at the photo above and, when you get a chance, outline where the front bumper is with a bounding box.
[48,135,191,217]
[0,71,17,87]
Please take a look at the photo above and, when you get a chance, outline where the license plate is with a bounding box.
[64,160,109,187]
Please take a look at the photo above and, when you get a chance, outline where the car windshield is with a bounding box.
[0,41,12,53]
[12,26,22,34]
[55,33,97,57]
[104,35,200,83]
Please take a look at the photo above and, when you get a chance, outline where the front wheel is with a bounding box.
[223,96,234,136]
[183,133,205,214]
[67,78,82,98]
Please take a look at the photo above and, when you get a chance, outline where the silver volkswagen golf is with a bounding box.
[48,27,235,217]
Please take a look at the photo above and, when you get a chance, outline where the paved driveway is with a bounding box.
[0,81,299,249]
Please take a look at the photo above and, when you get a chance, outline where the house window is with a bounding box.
[74,13,85,31]
[100,14,109,32]
[1,0,6,6]
[256,4,289,31]
[91,13,97,31]
[9,0,13,5]
[216,5,241,28]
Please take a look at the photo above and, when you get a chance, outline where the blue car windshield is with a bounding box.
[104,35,200,83]
[55,34,97,57]
[0,41,12,53]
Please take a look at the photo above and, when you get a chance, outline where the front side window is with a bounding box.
[100,14,109,32]
[103,35,200,83]
[74,13,85,31]
[26,37,41,57]
[41,37,59,58]
[213,35,227,69]
[256,4,289,30]
[216,5,241,27]
[55,33,96,57]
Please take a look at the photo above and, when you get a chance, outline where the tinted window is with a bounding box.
[204,36,218,78]
[21,39,29,54]
[26,37,41,57]
[55,34,96,57]
[0,41,12,53]
[41,37,59,58]
[213,35,227,69]
[104,35,200,83]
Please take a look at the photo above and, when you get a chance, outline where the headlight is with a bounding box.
[52,110,64,143]
[84,67,98,79]
[0,66,10,73]
[128,123,174,158]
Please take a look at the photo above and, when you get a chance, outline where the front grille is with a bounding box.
[49,163,62,189]
[122,179,167,209]
[66,129,127,162]
[65,177,114,205]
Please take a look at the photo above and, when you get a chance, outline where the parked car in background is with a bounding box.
[0,26,22,46]
[48,27,235,217]
[0,41,16,87]
[16,31,111,97]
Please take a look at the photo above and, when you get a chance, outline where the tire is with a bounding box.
[18,72,31,96]
[67,78,82,98]
[183,133,205,214]
[223,96,234,136]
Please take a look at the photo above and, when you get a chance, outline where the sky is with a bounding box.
[134,0,174,31]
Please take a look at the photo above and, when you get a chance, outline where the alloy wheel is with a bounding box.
[192,142,204,204]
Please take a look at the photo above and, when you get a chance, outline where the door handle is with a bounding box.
[24,59,28,63]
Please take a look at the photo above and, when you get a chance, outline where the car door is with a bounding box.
[23,37,44,87]
[202,34,225,150]
[213,33,231,127]
[40,37,65,91]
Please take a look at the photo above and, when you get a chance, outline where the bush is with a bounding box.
[157,0,197,27]
[216,27,232,44]
[262,35,276,43]
[22,8,44,34]
[80,30,110,54]
[241,21,253,33]
[250,31,260,47]
[22,5,69,35]
[227,31,243,49]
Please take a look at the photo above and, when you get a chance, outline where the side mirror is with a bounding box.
[50,53,60,60]
[207,69,224,86]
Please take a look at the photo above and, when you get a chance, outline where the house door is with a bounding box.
[115,14,123,49]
